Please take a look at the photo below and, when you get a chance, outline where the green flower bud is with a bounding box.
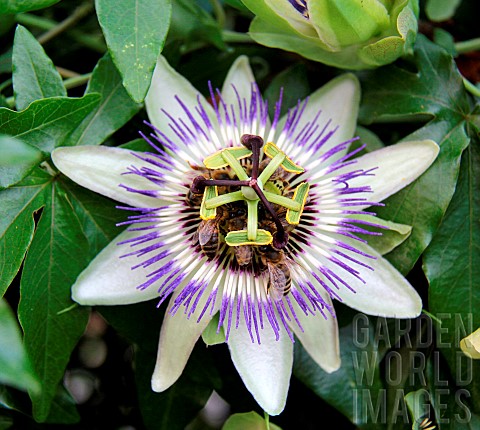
[241,0,419,69]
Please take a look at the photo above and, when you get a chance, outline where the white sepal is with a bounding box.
[290,292,341,373]
[72,228,159,305]
[151,288,218,391]
[52,146,161,208]
[228,322,293,416]
[347,140,440,207]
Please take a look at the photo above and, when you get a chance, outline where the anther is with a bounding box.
[251,182,288,250]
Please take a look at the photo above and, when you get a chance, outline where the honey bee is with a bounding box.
[196,219,219,259]
[258,246,292,301]
[234,246,253,266]
[185,187,204,207]
[185,166,235,208]
[226,205,247,231]
[222,205,254,266]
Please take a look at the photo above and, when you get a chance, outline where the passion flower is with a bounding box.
[52,55,438,414]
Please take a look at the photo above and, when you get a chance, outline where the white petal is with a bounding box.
[335,241,422,318]
[276,73,360,161]
[290,294,340,373]
[228,323,293,415]
[151,288,218,391]
[348,140,440,205]
[72,229,159,305]
[52,146,160,208]
[145,55,217,163]
[221,56,255,109]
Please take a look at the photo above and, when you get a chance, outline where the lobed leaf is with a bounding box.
[0,94,101,154]
[69,54,141,147]
[0,167,50,296]
[294,314,384,427]
[359,35,471,274]
[18,181,90,421]
[424,139,480,411]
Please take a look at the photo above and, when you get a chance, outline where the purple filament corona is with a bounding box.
[115,81,383,343]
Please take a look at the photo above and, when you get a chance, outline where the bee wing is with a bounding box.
[198,220,215,246]
[267,262,286,302]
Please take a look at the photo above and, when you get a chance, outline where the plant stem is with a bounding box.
[209,0,226,28]
[0,78,12,93]
[455,37,480,55]
[63,73,92,90]
[16,7,106,52]
[463,78,480,98]
[222,30,253,43]
[264,412,271,430]
[36,2,94,45]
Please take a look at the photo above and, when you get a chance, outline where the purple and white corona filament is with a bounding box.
[116,80,382,344]
[52,55,438,415]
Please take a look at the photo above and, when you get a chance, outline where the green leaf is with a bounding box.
[59,176,123,256]
[95,0,172,102]
[0,94,101,153]
[355,125,385,153]
[0,298,40,393]
[170,0,226,51]
[12,25,66,111]
[424,139,480,409]
[0,0,61,14]
[425,0,462,22]
[294,314,384,428]
[43,385,80,424]
[201,313,225,346]
[18,181,90,422]
[222,411,282,430]
[0,135,43,189]
[359,35,471,274]
[69,54,141,146]
[264,64,310,118]
[0,167,50,296]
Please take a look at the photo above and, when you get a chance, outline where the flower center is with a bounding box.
[186,134,310,262]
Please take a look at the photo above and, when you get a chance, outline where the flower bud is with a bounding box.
[241,0,419,69]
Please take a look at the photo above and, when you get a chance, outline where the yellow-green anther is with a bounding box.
[246,199,259,240]
[205,190,244,209]
[286,182,310,225]
[221,149,250,181]
[204,147,252,169]
[200,186,218,220]
[258,152,285,183]
[225,229,273,246]
[263,142,305,173]
[263,191,302,211]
